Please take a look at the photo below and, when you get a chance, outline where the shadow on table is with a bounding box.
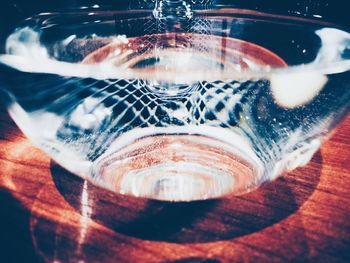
[50,152,323,244]
[0,188,43,263]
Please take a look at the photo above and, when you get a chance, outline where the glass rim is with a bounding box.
[1,7,350,84]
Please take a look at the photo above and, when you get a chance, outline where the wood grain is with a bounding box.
[0,108,349,263]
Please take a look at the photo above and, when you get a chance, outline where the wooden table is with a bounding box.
[0,107,349,263]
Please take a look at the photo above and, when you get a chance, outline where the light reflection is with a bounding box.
[78,180,92,250]
[0,137,48,191]
[0,162,17,190]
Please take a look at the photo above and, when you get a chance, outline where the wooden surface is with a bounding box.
[0,107,349,263]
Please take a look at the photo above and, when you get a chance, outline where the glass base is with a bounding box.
[92,131,263,201]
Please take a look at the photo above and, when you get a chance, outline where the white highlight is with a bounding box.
[62,34,76,46]
[77,181,92,254]
[271,27,350,109]
[315,28,350,64]
[270,71,328,108]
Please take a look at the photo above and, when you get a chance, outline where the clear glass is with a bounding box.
[0,1,349,201]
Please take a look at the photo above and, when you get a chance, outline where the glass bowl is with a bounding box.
[0,0,349,201]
